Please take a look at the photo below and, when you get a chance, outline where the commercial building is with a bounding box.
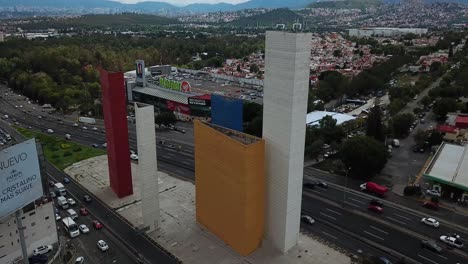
[306,111,356,126]
[424,142,468,202]
[262,31,311,253]
[348,28,428,37]
[194,121,265,256]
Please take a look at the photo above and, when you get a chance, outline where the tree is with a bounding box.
[249,63,259,73]
[449,45,454,58]
[319,115,346,144]
[391,113,414,138]
[366,104,384,141]
[244,115,262,137]
[243,102,262,123]
[333,49,342,57]
[340,136,388,180]
[155,112,177,127]
[413,129,428,145]
[433,98,457,121]
[420,95,432,107]
[305,139,324,159]
[237,64,241,72]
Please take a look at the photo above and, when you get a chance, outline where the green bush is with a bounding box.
[51,154,60,158]
[63,151,72,157]
[72,146,82,152]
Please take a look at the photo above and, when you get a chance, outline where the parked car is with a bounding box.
[83,195,92,203]
[63,177,70,184]
[55,214,61,221]
[368,204,384,214]
[79,208,89,216]
[440,235,464,248]
[48,180,55,187]
[421,217,440,227]
[46,129,54,133]
[49,191,56,198]
[79,224,90,234]
[92,220,103,230]
[33,245,53,256]
[67,198,76,206]
[97,240,109,252]
[130,154,139,160]
[421,240,442,254]
[426,189,441,197]
[423,201,439,210]
[301,215,315,225]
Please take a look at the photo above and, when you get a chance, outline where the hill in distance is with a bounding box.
[308,0,383,9]
[227,8,303,28]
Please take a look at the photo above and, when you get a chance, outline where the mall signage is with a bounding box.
[160,78,192,93]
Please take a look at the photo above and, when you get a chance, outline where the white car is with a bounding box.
[421,217,439,227]
[97,240,109,252]
[426,189,441,197]
[75,257,84,264]
[73,123,79,127]
[301,215,315,224]
[47,129,54,133]
[82,126,87,130]
[92,127,98,131]
[67,198,76,206]
[440,235,464,248]
[33,245,53,255]
[102,143,107,148]
[55,214,61,221]
[79,224,90,234]
[130,154,139,160]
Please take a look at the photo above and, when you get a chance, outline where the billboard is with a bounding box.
[167,100,191,115]
[159,78,192,93]
[135,60,146,87]
[211,94,243,132]
[0,139,44,218]
[188,95,211,107]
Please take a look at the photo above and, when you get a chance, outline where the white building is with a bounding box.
[0,201,58,264]
[262,31,311,253]
[348,28,428,37]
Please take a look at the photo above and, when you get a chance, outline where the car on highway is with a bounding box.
[79,224,90,234]
[67,198,76,206]
[102,143,107,148]
[97,240,109,252]
[167,144,176,149]
[79,208,89,216]
[130,153,139,160]
[63,177,70,184]
[159,140,166,145]
[33,245,53,256]
[73,123,79,127]
[92,127,98,131]
[426,189,441,197]
[65,134,71,140]
[368,204,383,214]
[75,257,84,264]
[91,143,99,148]
[369,199,383,207]
[440,235,464,248]
[421,240,442,254]
[303,181,316,189]
[92,220,103,230]
[82,126,87,130]
[83,195,92,203]
[300,215,315,225]
[376,256,392,264]
[422,201,439,210]
[46,129,54,133]
[421,217,439,227]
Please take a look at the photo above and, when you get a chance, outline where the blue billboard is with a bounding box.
[211,94,243,132]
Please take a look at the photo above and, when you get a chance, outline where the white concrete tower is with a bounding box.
[135,103,160,232]
[262,31,311,253]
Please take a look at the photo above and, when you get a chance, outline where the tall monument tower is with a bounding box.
[262,31,311,253]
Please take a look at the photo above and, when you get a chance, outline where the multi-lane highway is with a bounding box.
[2,85,468,263]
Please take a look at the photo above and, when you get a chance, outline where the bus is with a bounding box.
[62,217,80,238]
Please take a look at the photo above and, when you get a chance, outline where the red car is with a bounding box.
[423,201,439,210]
[368,204,384,214]
[79,208,89,216]
[92,220,103,230]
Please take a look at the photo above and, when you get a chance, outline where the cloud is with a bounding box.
[113,0,249,7]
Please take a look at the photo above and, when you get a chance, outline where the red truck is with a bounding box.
[360,182,388,196]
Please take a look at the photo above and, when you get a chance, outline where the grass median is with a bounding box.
[15,126,106,170]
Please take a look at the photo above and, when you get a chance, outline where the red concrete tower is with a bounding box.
[100,69,133,198]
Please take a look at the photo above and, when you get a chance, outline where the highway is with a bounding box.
[3,85,468,263]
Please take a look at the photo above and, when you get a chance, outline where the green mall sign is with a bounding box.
[159,78,192,93]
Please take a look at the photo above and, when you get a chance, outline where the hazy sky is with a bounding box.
[113,0,249,6]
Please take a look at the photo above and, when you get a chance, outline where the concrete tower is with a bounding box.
[262,31,311,253]
[135,103,159,232]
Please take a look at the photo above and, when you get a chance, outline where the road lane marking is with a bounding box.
[321,232,337,239]
[319,212,336,220]
[417,254,440,264]
[363,231,384,241]
[385,216,406,225]
[175,170,185,175]
[326,208,342,215]
[348,197,366,204]
[182,161,191,165]
[393,213,412,221]
[344,201,360,208]
[370,226,389,235]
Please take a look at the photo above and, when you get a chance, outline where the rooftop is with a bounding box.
[205,122,261,145]
[424,142,468,191]
[306,111,356,126]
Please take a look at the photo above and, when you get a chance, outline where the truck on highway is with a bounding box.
[360,182,388,197]
[57,196,69,209]
[62,217,79,238]
[54,183,66,196]
[78,117,96,125]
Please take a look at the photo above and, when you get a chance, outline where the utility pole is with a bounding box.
[15,211,29,264]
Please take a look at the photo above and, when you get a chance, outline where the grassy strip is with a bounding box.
[15,126,105,170]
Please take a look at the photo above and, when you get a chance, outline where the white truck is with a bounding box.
[54,183,66,196]
[57,196,69,209]
[66,209,78,220]
[78,117,96,125]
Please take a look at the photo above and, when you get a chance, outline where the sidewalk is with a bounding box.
[64,155,351,264]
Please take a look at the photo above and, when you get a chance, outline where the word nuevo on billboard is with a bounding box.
[159,78,191,93]
[0,139,43,218]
